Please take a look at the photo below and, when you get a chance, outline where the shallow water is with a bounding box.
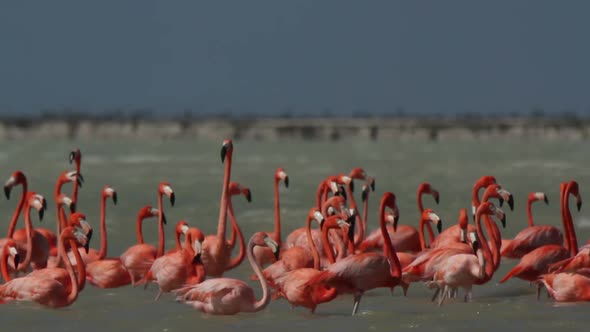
[1,138,589,331]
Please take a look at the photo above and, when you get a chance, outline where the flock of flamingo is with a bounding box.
[0,139,589,315]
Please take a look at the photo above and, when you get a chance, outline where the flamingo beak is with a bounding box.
[112,192,118,205]
[577,198,582,211]
[433,192,440,205]
[507,195,514,211]
[472,240,480,254]
[393,215,399,232]
[170,192,175,207]
[349,180,354,193]
[436,220,443,233]
[544,195,549,205]
[14,253,20,270]
[284,176,289,188]
[69,151,76,164]
[70,202,77,213]
[245,191,252,203]
[361,185,369,202]
[192,253,202,264]
[86,228,94,245]
[221,145,228,163]
[336,186,347,201]
[162,212,168,225]
[84,241,90,254]
[369,177,375,192]
[264,237,280,261]
[38,208,44,221]
[4,186,11,200]
[347,217,356,243]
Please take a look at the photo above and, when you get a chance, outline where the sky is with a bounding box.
[1,1,589,116]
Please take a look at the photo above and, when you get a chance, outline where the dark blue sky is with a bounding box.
[1,1,589,116]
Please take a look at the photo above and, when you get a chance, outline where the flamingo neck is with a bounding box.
[69,239,86,290]
[360,190,369,244]
[418,217,430,251]
[482,214,500,270]
[273,178,282,246]
[560,183,570,253]
[19,203,34,272]
[59,236,81,306]
[315,182,324,211]
[417,190,435,244]
[471,185,483,218]
[225,200,246,271]
[0,245,12,282]
[156,193,165,257]
[379,200,401,278]
[7,181,27,238]
[526,197,535,227]
[216,150,232,241]
[321,218,338,264]
[55,180,68,233]
[98,195,108,259]
[475,210,494,280]
[306,216,321,270]
[72,160,81,205]
[247,240,271,312]
[174,230,182,251]
[136,214,145,244]
[563,184,578,256]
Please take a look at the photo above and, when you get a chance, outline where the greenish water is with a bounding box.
[1,139,589,331]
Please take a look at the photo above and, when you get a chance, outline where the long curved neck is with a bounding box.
[475,210,494,280]
[69,240,86,290]
[560,183,570,253]
[225,201,246,271]
[306,216,321,270]
[59,236,81,306]
[18,203,34,271]
[1,245,12,282]
[418,217,431,251]
[471,185,483,219]
[247,241,270,312]
[482,214,500,270]
[156,194,165,257]
[98,195,108,259]
[563,185,578,256]
[217,151,232,240]
[417,190,435,243]
[315,182,324,210]
[136,215,145,244]
[54,180,68,233]
[273,178,282,246]
[57,204,68,241]
[526,197,535,227]
[360,190,369,243]
[321,221,338,264]
[72,160,81,205]
[379,201,401,278]
[7,181,27,238]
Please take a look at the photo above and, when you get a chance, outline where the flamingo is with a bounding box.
[120,182,174,285]
[140,227,205,301]
[501,192,562,259]
[71,185,117,265]
[252,168,289,267]
[201,140,235,277]
[0,227,87,308]
[537,271,590,302]
[167,221,190,255]
[224,181,251,271]
[427,201,501,305]
[175,232,279,315]
[359,182,439,253]
[68,148,82,205]
[304,192,404,315]
[346,167,375,246]
[7,192,48,271]
[498,181,581,285]
[263,214,351,289]
[284,208,324,250]
[0,239,20,282]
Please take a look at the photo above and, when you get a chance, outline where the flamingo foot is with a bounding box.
[352,291,363,315]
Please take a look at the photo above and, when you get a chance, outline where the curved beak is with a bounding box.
[14,253,20,270]
[69,151,76,164]
[577,200,582,212]
[369,177,375,192]
[112,192,118,205]
[86,228,94,244]
[393,215,399,232]
[436,220,443,233]
[162,212,168,225]
[361,185,369,202]
[347,217,356,243]
[472,240,480,254]
[433,192,440,205]
[507,195,514,211]
[544,195,549,205]
[70,202,77,213]
[284,176,289,188]
[245,191,252,203]
[84,241,90,254]
[349,180,354,193]
[336,186,347,201]
[170,192,176,207]
[221,145,228,163]
[4,186,11,200]
[192,253,202,264]
[38,208,44,221]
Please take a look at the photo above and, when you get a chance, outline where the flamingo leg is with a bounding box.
[154,290,162,302]
[352,291,363,315]
[438,286,449,306]
[430,288,441,302]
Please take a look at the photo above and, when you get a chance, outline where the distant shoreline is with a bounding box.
[0,114,588,141]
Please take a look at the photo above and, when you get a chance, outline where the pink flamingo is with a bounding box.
[501,192,563,259]
[304,192,404,315]
[359,182,439,253]
[167,220,190,255]
[252,168,289,267]
[68,148,82,205]
[346,167,375,246]
[224,181,251,271]
[0,239,20,282]
[537,271,590,302]
[284,208,324,250]
[141,227,205,300]
[0,227,87,308]
[201,140,234,277]
[120,182,174,284]
[499,181,580,285]
[175,232,279,315]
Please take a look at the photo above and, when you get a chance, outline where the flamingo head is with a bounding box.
[252,232,280,261]
[138,206,161,225]
[381,192,400,230]
[567,181,582,211]
[275,168,289,188]
[221,140,233,163]
[308,208,325,227]
[530,192,549,205]
[69,148,82,166]
[56,193,76,213]
[158,182,175,207]
[471,175,497,214]
[418,182,440,204]
[3,239,20,270]
[422,208,443,234]
[69,212,93,252]
[458,208,468,242]
[185,227,204,264]
[26,192,46,221]
[176,220,190,237]
[477,201,505,224]
[62,226,89,251]
[228,182,252,202]
[102,185,117,205]
[484,184,514,211]
[4,170,27,200]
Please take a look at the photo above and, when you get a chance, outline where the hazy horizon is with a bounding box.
[1,1,589,116]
